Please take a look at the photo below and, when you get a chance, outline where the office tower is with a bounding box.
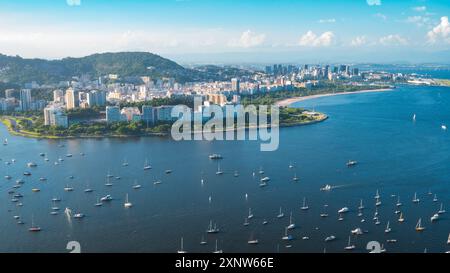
[5,89,15,99]
[352,68,359,76]
[106,106,121,123]
[44,106,69,128]
[142,105,156,125]
[19,89,32,111]
[65,88,79,110]
[231,78,240,93]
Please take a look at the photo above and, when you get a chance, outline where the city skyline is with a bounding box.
[0,0,449,63]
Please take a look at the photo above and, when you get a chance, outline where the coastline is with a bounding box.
[275,88,394,107]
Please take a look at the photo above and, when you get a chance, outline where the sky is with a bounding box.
[0,0,449,64]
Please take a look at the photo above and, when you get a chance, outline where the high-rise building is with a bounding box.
[19,89,32,111]
[53,89,64,103]
[65,88,79,110]
[5,89,15,99]
[142,105,156,125]
[231,78,240,93]
[156,106,175,122]
[44,105,69,128]
[106,106,121,123]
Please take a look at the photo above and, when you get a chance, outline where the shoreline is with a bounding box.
[275,88,394,107]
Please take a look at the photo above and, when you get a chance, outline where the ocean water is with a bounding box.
[0,85,449,253]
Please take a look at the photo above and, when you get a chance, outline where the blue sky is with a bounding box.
[0,0,449,63]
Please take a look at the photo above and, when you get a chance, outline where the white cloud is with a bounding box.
[298,31,335,47]
[367,0,381,6]
[427,16,450,44]
[66,0,81,6]
[374,13,387,21]
[351,36,367,47]
[405,15,430,27]
[228,30,266,48]
[412,6,427,12]
[379,34,408,46]
[318,18,336,24]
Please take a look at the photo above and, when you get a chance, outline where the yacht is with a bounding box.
[66,154,73,158]
[100,195,113,202]
[124,194,133,208]
[325,235,336,242]
[387,239,397,244]
[262,219,268,225]
[344,236,356,250]
[209,154,223,160]
[442,125,447,130]
[23,171,32,176]
[320,185,332,191]
[52,197,62,202]
[358,199,364,210]
[73,213,85,219]
[5,175,12,180]
[27,162,37,168]
[415,218,425,232]
[396,196,402,207]
[438,203,446,214]
[288,162,294,169]
[292,173,299,182]
[165,170,173,174]
[385,221,392,233]
[177,237,187,254]
[133,181,142,189]
[338,207,349,214]
[143,159,151,170]
[3,138,8,145]
[277,207,285,218]
[287,212,296,230]
[351,228,363,235]
[347,160,358,167]
[258,167,264,175]
[212,240,223,253]
[282,228,294,241]
[64,185,74,192]
[206,220,220,234]
[430,213,439,222]
[301,197,309,210]
[260,177,270,182]
[215,163,223,175]
[39,177,47,181]
[153,180,162,185]
[398,212,405,223]
[247,208,254,219]
[122,158,129,167]
[412,192,420,203]
[28,216,41,232]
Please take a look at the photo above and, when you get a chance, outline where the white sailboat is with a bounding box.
[438,203,446,214]
[344,236,356,250]
[412,192,420,203]
[447,233,450,244]
[143,159,151,170]
[375,197,382,207]
[431,213,439,222]
[282,227,293,241]
[413,113,416,122]
[133,180,142,189]
[433,194,438,202]
[84,181,93,193]
[247,208,254,219]
[385,221,391,233]
[374,189,380,199]
[122,158,129,167]
[177,237,187,253]
[28,215,41,232]
[358,199,364,210]
[213,240,223,253]
[216,163,223,175]
[124,194,133,208]
[287,212,296,230]
[277,207,285,218]
[398,212,405,223]
[206,220,220,234]
[415,218,425,232]
[292,173,299,182]
[248,233,259,245]
[396,196,402,207]
[104,177,113,187]
[301,197,309,210]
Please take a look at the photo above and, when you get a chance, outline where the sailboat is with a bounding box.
[433,194,438,202]
[200,235,207,245]
[398,212,405,223]
[3,138,7,145]
[215,163,223,175]
[122,158,129,167]
[133,180,142,189]
[415,218,425,232]
[234,171,239,177]
[95,198,103,207]
[177,237,187,253]
[243,217,250,226]
[431,213,439,222]
[124,194,133,208]
[282,227,293,241]
[247,208,254,219]
[374,189,380,199]
[212,240,223,253]
[385,221,392,233]
[358,199,364,210]
[292,173,299,182]
[438,203,446,214]
[301,197,309,210]
[104,177,113,187]
[258,167,264,175]
[248,233,259,245]
[64,184,74,191]
[344,236,356,250]
[289,162,294,169]
[447,233,450,244]
[413,114,416,122]
[206,220,220,234]
[143,159,151,170]
[396,196,402,207]
[287,212,296,230]
[84,181,93,193]
[442,124,447,131]
[375,197,382,207]
[412,192,420,203]
[277,207,285,218]
[28,215,41,232]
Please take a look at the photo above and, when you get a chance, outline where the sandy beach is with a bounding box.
[275,88,394,107]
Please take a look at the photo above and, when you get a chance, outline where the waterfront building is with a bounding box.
[106,106,121,123]
[121,107,141,122]
[142,105,157,125]
[65,88,79,110]
[156,105,175,122]
[19,89,32,111]
[44,105,69,128]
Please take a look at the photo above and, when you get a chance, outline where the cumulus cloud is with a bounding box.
[351,36,367,47]
[412,6,426,12]
[405,15,430,27]
[228,30,266,48]
[427,16,450,44]
[298,31,335,47]
[379,34,408,46]
[318,18,336,24]
[66,0,81,6]
[367,0,381,6]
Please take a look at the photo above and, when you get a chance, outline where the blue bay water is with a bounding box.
[0,85,449,253]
